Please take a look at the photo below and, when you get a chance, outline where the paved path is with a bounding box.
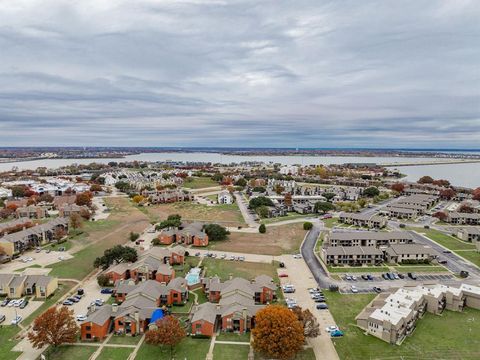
[127,334,145,360]
[234,192,257,227]
[206,333,216,360]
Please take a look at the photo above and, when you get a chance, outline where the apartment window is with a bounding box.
[86,326,91,331]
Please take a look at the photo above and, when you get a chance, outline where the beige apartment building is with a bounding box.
[356,284,480,345]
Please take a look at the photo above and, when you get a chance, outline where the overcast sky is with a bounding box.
[0,0,479,148]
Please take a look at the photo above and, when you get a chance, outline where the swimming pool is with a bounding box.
[186,267,201,286]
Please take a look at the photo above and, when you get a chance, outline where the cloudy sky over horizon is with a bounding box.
[0,0,479,148]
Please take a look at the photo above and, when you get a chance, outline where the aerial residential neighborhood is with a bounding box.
[1,1,479,359]
[0,156,479,360]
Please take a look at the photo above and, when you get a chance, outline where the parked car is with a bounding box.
[0,314,5,324]
[68,297,79,303]
[331,330,344,337]
[351,275,357,281]
[1,298,9,307]
[220,254,227,259]
[325,325,339,333]
[460,271,469,278]
[76,314,87,321]
[382,273,389,280]
[367,274,374,281]
[293,254,302,259]
[195,252,201,257]
[58,247,66,252]
[373,287,382,293]
[407,272,417,280]
[344,275,352,281]
[393,273,399,280]
[443,250,451,254]
[101,288,114,294]
[77,288,85,296]
[11,315,22,325]
[63,300,73,306]
[238,256,245,261]
[95,299,104,306]
[46,249,51,254]
[351,285,358,293]
[361,275,368,280]
[387,273,395,280]
[438,259,448,264]
[35,247,42,253]
[279,262,285,268]
[317,303,329,309]
[398,273,405,279]
[19,299,29,309]
[279,273,288,278]
[229,256,235,261]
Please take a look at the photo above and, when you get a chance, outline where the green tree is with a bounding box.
[203,224,230,241]
[156,214,182,230]
[363,187,380,197]
[322,192,336,202]
[212,173,224,182]
[255,205,269,218]
[129,232,140,242]
[259,224,266,233]
[303,222,313,230]
[314,201,335,214]
[235,178,247,187]
[249,196,274,209]
[94,245,138,270]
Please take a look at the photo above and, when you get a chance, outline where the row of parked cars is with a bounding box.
[344,274,374,281]
[1,297,29,309]
[382,272,417,280]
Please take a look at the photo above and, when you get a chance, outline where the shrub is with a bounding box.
[259,224,266,233]
[303,222,313,230]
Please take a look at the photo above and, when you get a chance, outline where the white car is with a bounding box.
[351,276,357,281]
[351,285,359,293]
[325,325,339,333]
[26,257,33,262]
[76,314,88,321]
[293,254,302,259]
[11,315,22,325]
[220,254,227,259]
[58,256,65,261]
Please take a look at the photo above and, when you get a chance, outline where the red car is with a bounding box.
[279,273,288,278]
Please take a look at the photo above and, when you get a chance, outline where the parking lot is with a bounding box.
[1,249,73,272]
[341,273,454,283]
[0,298,43,326]
[65,277,113,321]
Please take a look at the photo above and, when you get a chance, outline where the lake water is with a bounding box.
[0,152,478,188]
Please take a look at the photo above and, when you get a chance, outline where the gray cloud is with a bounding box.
[0,0,479,148]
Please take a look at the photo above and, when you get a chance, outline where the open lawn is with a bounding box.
[323,218,339,228]
[44,345,97,360]
[260,213,315,225]
[209,223,307,255]
[108,335,141,345]
[202,258,277,281]
[410,228,476,250]
[191,287,208,304]
[49,198,150,279]
[393,265,449,273]
[97,346,133,360]
[327,265,390,273]
[145,202,245,226]
[135,337,210,359]
[326,291,480,360]
[214,344,250,359]
[457,250,480,267]
[183,176,219,189]
[216,332,251,342]
[0,326,21,360]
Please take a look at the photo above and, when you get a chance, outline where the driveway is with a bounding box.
[233,192,257,227]
[277,254,339,360]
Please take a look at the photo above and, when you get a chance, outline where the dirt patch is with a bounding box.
[209,223,306,256]
[145,202,245,226]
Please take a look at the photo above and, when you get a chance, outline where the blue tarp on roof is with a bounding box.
[149,309,164,324]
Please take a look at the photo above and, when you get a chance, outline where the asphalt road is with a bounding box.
[408,230,480,279]
[300,221,332,289]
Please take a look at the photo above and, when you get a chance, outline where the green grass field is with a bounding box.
[254,348,316,359]
[0,326,21,360]
[326,291,480,360]
[43,345,97,360]
[456,250,480,267]
[202,258,277,280]
[183,177,219,189]
[108,335,141,345]
[136,337,211,359]
[96,346,134,360]
[410,228,476,250]
[214,344,250,359]
[216,332,251,342]
[327,266,390,273]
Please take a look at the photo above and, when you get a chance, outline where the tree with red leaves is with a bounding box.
[473,188,480,201]
[28,306,78,349]
[75,191,93,206]
[252,305,304,360]
[391,183,405,193]
[439,188,456,200]
[433,211,447,221]
[145,315,186,358]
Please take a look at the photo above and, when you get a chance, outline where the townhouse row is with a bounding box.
[0,273,57,299]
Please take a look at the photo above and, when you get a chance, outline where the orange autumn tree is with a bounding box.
[252,305,305,360]
[28,306,78,349]
[145,315,186,358]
